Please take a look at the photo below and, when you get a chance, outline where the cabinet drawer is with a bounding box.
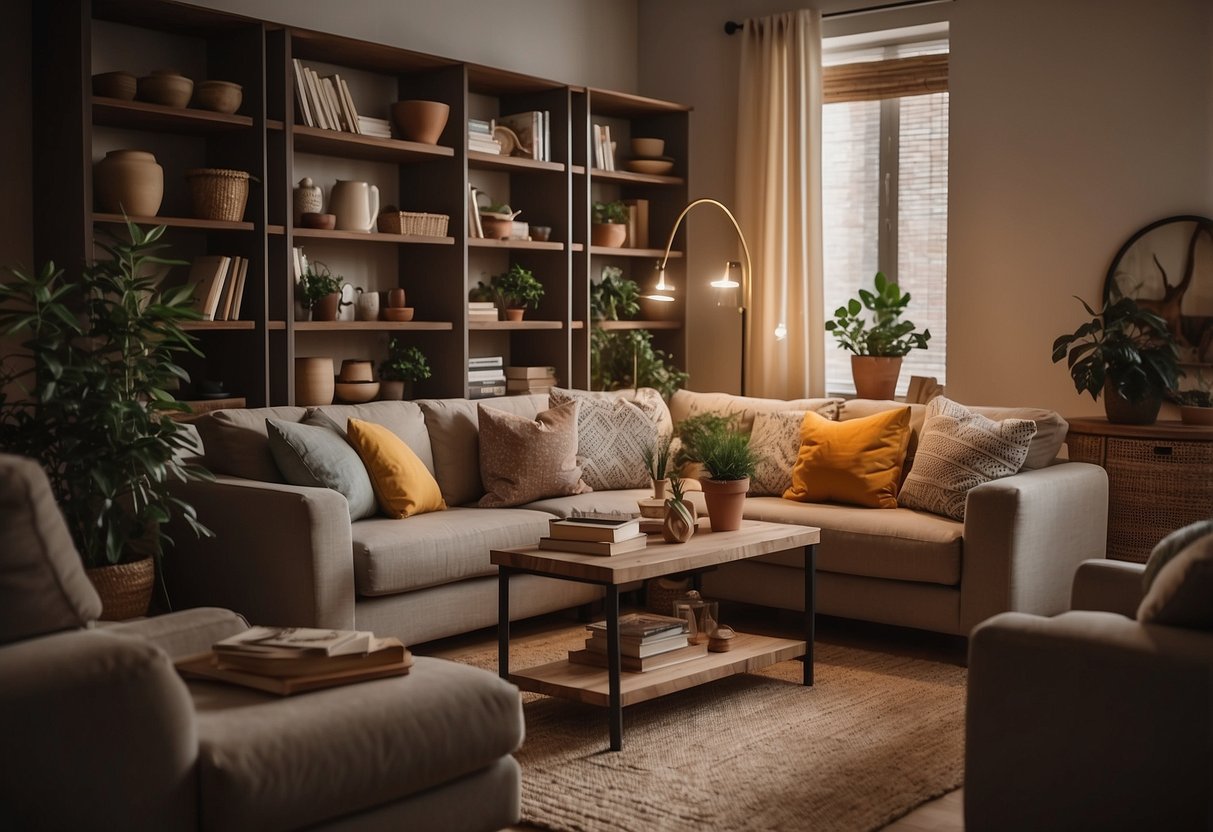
[1104,438,1213,562]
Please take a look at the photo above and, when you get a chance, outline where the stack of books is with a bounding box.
[358,116,392,139]
[622,198,649,248]
[468,355,506,399]
[188,254,248,321]
[539,516,647,556]
[497,111,551,161]
[292,59,361,133]
[592,123,617,170]
[468,117,501,154]
[467,184,485,238]
[175,626,412,695]
[468,301,498,323]
[568,612,707,672]
[506,365,558,395]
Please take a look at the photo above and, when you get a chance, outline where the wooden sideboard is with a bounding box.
[1066,418,1213,563]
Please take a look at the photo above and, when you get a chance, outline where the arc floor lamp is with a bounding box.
[644,198,753,394]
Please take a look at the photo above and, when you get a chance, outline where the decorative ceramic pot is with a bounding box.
[312,292,341,321]
[94,150,163,216]
[295,356,335,406]
[379,380,405,401]
[330,180,380,232]
[86,557,154,621]
[355,289,380,321]
[592,222,627,248]
[661,501,696,544]
[137,70,193,108]
[1103,379,1162,425]
[391,99,450,144]
[850,355,902,400]
[191,80,242,114]
[387,287,406,308]
[651,478,668,500]
[293,176,323,223]
[700,477,749,532]
[1179,405,1213,426]
[504,308,525,322]
[92,71,137,100]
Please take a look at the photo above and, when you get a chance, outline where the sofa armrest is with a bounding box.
[163,476,356,629]
[1070,559,1144,617]
[0,629,198,830]
[965,611,1213,832]
[107,607,249,660]
[960,461,1108,631]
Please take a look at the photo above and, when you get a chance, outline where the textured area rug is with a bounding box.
[454,627,966,832]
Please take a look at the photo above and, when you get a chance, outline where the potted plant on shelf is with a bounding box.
[590,266,640,322]
[0,220,212,619]
[662,472,697,544]
[694,420,757,532]
[378,338,431,400]
[825,271,931,400]
[1051,289,1180,425]
[589,269,688,397]
[1170,386,1213,426]
[491,263,544,321]
[297,260,349,321]
[592,201,629,248]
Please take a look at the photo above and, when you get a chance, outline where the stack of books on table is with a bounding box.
[468,117,501,154]
[506,365,558,395]
[539,516,647,556]
[568,612,707,672]
[358,116,392,139]
[468,301,498,323]
[188,254,248,321]
[175,626,412,695]
[468,355,506,399]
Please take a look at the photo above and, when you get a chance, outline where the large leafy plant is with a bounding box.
[0,221,211,567]
[589,268,688,398]
[590,267,639,322]
[825,271,931,357]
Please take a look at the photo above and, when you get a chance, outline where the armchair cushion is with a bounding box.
[1138,530,1213,629]
[1142,518,1213,591]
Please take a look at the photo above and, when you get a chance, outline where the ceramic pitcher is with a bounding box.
[330,180,380,232]
[354,287,379,321]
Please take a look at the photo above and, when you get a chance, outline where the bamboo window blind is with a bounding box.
[823,54,948,104]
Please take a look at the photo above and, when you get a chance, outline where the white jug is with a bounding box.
[354,287,380,321]
[330,180,380,232]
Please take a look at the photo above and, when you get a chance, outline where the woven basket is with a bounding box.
[645,575,692,615]
[86,557,154,620]
[186,168,249,222]
[377,211,450,237]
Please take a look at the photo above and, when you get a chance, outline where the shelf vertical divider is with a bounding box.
[571,90,592,389]
[269,27,294,405]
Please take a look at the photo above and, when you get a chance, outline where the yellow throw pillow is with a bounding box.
[783,408,911,509]
[347,418,446,519]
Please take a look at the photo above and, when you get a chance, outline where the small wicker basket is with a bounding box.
[186,168,250,222]
[377,211,450,237]
[86,557,154,620]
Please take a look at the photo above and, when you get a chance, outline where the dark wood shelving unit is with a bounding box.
[93,213,256,232]
[293,321,453,332]
[292,126,454,163]
[92,97,254,132]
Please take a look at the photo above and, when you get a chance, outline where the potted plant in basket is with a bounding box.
[825,271,931,400]
[662,472,696,544]
[491,263,544,321]
[592,201,628,248]
[297,260,349,321]
[378,338,431,400]
[694,420,758,532]
[1051,288,1180,425]
[0,220,212,618]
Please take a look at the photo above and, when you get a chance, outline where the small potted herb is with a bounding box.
[592,200,628,248]
[825,271,930,400]
[298,260,349,321]
[694,420,757,532]
[642,434,673,499]
[378,338,431,400]
[491,263,544,321]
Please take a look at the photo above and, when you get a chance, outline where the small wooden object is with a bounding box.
[708,626,736,653]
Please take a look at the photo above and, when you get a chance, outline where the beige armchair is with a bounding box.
[965,526,1213,831]
[0,454,523,831]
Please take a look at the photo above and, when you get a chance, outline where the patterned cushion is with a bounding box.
[748,411,807,497]
[549,388,665,491]
[478,400,591,508]
[898,397,1037,521]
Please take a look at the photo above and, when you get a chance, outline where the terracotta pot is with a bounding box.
[1179,405,1213,426]
[137,70,193,108]
[379,380,405,401]
[388,288,406,308]
[700,477,749,532]
[295,357,335,406]
[1103,379,1161,425]
[86,557,154,621]
[504,308,525,322]
[662,501,696,544]
[592,222,627,248]
[480,216,512,240]
[94,150,163,216]
[651,478,667,500]
[391,99,450,144]
[850,355,903,400]
[313,293,341,321]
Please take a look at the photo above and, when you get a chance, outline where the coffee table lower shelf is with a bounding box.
[509,632,805,708]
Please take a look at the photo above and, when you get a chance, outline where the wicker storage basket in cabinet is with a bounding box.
[1066,418,1213,562]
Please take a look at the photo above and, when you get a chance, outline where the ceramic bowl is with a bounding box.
[480,216,512,240]
[625,158,675,176]
[300,212,337,230]
[137,70,194,108]
[337,359,374,383]
[391,100,450,144]
[93,71,137,100]
[531,225,552,242]
[631,137,665,158]
[192,80,243,114]
[383,307,415,322]
[334,380,380,404]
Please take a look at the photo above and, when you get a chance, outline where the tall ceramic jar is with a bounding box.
[295,357,335,406]
[293,177,322,224]
[94,150,163,217]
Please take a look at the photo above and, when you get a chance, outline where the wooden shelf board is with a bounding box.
[465,63,567,96]
[467,151,565,173]
[571,320,585,330]
[590,246,681,259]
[588,87,693,118]
[93,213,254,231]
[291,228,454,245]
[468,320,564,331]
[571,164,587,175]
[267,118,284,131]
[468,238,565,252]
[92,97,254,133]
[180,320,256,331]
[571,243,585,252]
[267,321,287,331]
[596,320,681,331]
[267,224,285,235]
[590,168,684,187]
[293,321,453,332]
[293,125,454,163]
[509,633,805,708]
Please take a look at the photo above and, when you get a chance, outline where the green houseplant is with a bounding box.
[378,338,431,400]
[491,263,544,321]
[591,200,628,248]
[692,419,757,532]
[642,434,673,498]
[297,260,348,321]
[825,271,931,399]
[589,269,688,398]
[1051,289,1180,425]
[0,220,211,616]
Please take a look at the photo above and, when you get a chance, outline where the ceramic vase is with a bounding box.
[661,502,696,544]
[651,478,668,500]
[379,380,405,401]
[391,100,450,144]
[505,308,525,322]
[700,477,749,532]
[94,150,163,216]
[312,293,341,321]
[591,222,627,248]
[850,355,902,401]
[293,177,323,224]
[295,357,335,406]
[330,180,380,232]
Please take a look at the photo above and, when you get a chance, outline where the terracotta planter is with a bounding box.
[700,477,749,532]
[312,293,341,321]
[391,100,450,144]
[851,355,903,400]
[1179,405,1213,426]
[295,356,335,406]
[86,557,154,621]
[379,380,405,401]
[592,222,627,248]
[94,150,163,216]
[662,502,696,544]
[651,478,667,500]
[504,308,525,322]
[1103,379,1161,425]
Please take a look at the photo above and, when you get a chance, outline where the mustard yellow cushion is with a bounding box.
[783,408,911,509]
[347,418,446,519]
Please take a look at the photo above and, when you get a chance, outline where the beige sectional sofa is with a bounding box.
[166,389,1109,645]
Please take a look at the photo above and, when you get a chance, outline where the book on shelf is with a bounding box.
[468,302,497,311]
[334,74,361,134]
[567,642,708,673]
[467,369,507,383]
[468,385,506,400]
[467,184,484,238]
[229,256,248,320]
[291,58,314,127]
[320,77,346,131]
[467,355,504,368]
[506,378,556,394]
[537,533,647,557]
[584,630,690,658]
[623,198,650,248]
[188,255,232,321]
[586,612,688,639]
[302,67,329,129]
[469,136,502,154]
[176,645,413,695]
[358,116,392,138]
[217,255,242,321]
[214,626,377,657]
[468,117,494,135]
[468,311,500,322]
[548,516,641,543]
[506,365,557,379]
[593,123,616,171]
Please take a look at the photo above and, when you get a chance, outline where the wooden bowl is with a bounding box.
[383,307,415,322]
[192,80,243,114]
[93,71,137,100]
[631,137,665,158]
[300,212,336,230]
[625,158,675,176]
[334,380,380,404]
[137,70,193,108]
[391,100,450,144]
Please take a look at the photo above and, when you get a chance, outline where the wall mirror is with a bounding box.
[1104,215,1213,395]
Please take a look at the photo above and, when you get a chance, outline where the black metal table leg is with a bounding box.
[804,544,816,686]
[498,566,510,681]
[606,584,622,751]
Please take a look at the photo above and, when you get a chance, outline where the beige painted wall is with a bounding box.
[640,0,1213,415]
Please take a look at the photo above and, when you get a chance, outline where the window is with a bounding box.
[821,38,949,396]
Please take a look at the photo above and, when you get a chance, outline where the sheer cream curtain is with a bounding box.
[736,10,824,398]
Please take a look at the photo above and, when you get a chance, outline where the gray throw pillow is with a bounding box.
[1141,518,1213,593]
[1137,530,1213,630]
[266,413,377,520]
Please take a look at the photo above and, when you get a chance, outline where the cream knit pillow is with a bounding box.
[549,388,664,490]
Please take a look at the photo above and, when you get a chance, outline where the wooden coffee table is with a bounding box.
[491,519,820,751]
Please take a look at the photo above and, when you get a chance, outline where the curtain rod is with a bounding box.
[724,0,949,34]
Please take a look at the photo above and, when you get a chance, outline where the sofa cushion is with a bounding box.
[556,387,674,436]
[785,408,912,509]
[898,397,1037,521]
[1141,518,1213,592]
[351,507,553,595]
[348,419,446,519]
[0,455,102,644]
[418,395,549,506]
[742,496,964,585]
[670,389,842,436]
[550,388,663,490]
[195,406,307,482]
[266,413,377,520]
[1137,531,1213,629]
[192,655,523,831]
[523,487,711,522]
[315,401,435,477]
[748,410,806,497]
[478,401,589,508]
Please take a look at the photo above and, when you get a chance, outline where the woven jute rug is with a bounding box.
[454,626,966,832]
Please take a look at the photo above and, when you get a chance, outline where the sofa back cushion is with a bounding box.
[195,406,307,482]
[317,401,434,476]
[265,412,378,520]
[478,400,590,507]
[549,388,667,490]
[670,389,843,436]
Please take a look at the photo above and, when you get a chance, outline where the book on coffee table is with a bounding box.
[568,642,708,673]
[548,516,641,543]
[537,534,647,556]
[585,612,687,640]
[584,630,689,658]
